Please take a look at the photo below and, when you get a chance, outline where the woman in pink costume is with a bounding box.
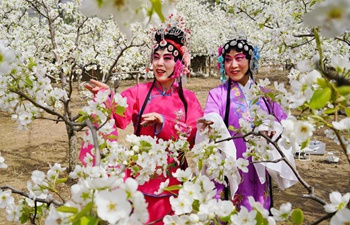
[200,38,289,211]
[80,15,203,224]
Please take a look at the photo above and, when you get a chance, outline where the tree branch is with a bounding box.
[0,185,64,206]
[215,130,315,195]
[85,119,101,166]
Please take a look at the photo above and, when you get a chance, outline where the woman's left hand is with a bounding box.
[197,118,214,133]
[141,113,163,126]
[261,130,276,139]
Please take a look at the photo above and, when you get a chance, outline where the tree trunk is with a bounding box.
[136,72,140,85]
[208,56,211,77]
[67,126,77,172]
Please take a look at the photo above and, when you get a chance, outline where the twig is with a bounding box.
[309,212,334,225]
[85,119,101,166]
[0,185,64,206]
[215,130,314,194]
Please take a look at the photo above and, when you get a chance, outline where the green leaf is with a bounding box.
[300,139,310,150]
[131,165,140,174]
[56,206,79,214]
[254,119,263,127]
[255,211,268,225]
[77,111,88,123]
[56,177,68,184]
[278,44,285,54]
[291,208,304,225]
[309,87,332,110]
[115,105,126,116]
[19,213,29,224]
[96,0,103,8]
[151,0,165,22]
[72,202,93,223]
[336,85,350,96]
[164,185,181,191]
[25,75,33,87]
[140,140,152,151]
[228,125,235,131]
[323,106,339,115]
[317,78,327,88]
[198,159,203,171]
[99,142,106,149]
[345,108,350,117]
[219,214,231,223]
[131,155,138,162]
[192,199,200,211]
[73,216,99,225]
[251,98,259,105]
[107,134,118,140]
[28,57,37,70]
[267,92,275,100]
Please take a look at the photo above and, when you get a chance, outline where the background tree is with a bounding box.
[0,0,149,171]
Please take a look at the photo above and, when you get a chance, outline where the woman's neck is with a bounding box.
[157,80,174,91]
[238,75,250,86]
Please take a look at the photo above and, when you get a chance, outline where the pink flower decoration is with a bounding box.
[181,46,190,66]
[183,67,190,76]
[218,46,223,56]
[173,60,184,79]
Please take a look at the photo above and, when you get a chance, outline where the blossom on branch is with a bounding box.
[303,0,350,38]
[95,189,132,224]
[324,191,350,213]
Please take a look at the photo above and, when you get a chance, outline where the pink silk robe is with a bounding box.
[80,81,203,224]
[204,80,287,211]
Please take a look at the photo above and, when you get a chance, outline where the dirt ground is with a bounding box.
[0,68,349,224]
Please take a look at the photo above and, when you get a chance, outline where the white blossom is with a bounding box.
[324,192,350,213]
[330,208,350,225]
[303,0,350,38]
[332,118,350,130]
[230,206,257,225]
[271,202,292,221]
[95,189,132,224]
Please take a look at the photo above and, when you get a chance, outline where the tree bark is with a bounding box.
[67,126,77,172]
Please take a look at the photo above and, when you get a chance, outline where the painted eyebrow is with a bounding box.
[163,53,174,57]
[226,53,245,56]
[225,53,245,58]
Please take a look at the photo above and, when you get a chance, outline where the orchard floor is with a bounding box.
[0,67,349,225]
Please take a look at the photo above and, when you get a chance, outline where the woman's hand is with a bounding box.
[197,118,214,133]
[141,113,163,126]
[261,130,276,139]
[84,79,110,95]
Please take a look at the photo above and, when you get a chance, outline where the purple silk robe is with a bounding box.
[204,80,286,211]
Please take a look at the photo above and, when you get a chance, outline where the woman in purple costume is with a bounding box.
[201,38,288,211]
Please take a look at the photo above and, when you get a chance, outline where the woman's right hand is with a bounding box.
[84,79,110,95]
[141,113,163,126]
